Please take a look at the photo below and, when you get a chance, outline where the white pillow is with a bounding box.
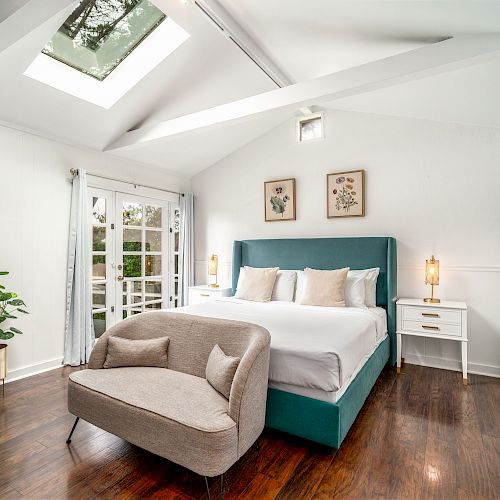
[350,268,380,307]
[344,272,367,308]
[237,268,297,302]
[234,266,278,302]
[295,270,306,303]
[272,270,297,301]
[298,267,350,307]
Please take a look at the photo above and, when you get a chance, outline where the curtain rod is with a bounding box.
[70,168,184,197]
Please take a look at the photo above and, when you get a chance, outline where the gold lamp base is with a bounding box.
[424,297,440,304]
[423,283,440,304]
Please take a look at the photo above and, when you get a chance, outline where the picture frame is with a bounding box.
[327,169,365,218]
[264,178,296,222]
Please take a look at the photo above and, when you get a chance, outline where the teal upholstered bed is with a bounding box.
[232,237,397,448]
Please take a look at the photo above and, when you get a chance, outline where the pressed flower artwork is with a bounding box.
[264,178,296,221]
[327,170,365,218]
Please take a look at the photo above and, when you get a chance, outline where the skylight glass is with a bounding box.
[25,1,189,108]
[42,0,166,81]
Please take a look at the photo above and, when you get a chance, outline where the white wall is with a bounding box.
[192,110,500,377]
[0,124,190,381]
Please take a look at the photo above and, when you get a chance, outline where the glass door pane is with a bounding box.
[89,188,115,338]
[116,193,170,320]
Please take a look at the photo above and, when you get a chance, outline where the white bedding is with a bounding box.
[269,334,388,403]
[173,298,387,393]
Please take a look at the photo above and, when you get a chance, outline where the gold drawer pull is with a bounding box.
[422,325,440,331]
[199,293,210,297]
[422,312,439,318]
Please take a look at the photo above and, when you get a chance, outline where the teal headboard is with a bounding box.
[232,237,397,365]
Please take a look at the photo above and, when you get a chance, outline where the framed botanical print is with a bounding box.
[327,170,365,218]
[264,178,296,222]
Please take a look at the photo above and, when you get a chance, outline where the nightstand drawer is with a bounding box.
[402,319,462,337]
[188,286,232,306]
[402,306,461,325]
[189,290,215,305]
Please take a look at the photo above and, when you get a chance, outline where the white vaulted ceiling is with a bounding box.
[0,0,499,176]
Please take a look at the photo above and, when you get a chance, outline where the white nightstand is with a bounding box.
[396,298,468,385]
[188,285,232,306]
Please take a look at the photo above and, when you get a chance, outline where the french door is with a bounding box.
[90,188,180,337]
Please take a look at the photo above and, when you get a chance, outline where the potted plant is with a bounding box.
[0,271,29,391]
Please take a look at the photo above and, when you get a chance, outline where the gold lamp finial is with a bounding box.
[208,254,219,288]
[424,255,440,303]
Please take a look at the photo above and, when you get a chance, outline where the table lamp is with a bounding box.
[424,255,440,303]
[208,254,219,288]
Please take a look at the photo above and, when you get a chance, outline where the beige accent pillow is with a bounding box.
[299,267,350,307]
[235,266,278,302]
[103,336,169,369]
[206,344,241,399]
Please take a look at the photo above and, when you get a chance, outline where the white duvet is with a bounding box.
[173,298,386,392]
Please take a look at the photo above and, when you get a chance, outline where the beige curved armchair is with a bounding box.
[66,311,270,494]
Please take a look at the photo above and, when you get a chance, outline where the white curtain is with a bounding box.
[63,169,94,365]
[179,193,194,306]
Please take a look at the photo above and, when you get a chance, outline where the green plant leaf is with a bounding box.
[7,299,25,307]
[3,313,17,319]
[0,285,5,289]
[17,309,29,314]
[0,292,13,301]
[0,331,14,340]
[0,317,5,324]
[0,271,9,275]
[10,327,23,334]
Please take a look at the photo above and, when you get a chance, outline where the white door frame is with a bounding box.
[89,183,179,335]
[115,191,171,321]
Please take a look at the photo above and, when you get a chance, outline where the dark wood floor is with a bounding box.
[0,364,499,500]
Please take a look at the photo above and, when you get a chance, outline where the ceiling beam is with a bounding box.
[0,0,76,54]
[193,0,292,87]
[192,0,312,115]
[106,35,500,152]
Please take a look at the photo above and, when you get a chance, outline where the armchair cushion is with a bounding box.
[206,344,240,399]
[69,367,237,476]
[103,336,169,369]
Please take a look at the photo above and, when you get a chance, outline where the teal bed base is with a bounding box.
[232,237,397,448]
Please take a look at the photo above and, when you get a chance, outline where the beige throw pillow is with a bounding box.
[103,336,169,369]
[206,344,241,399]
[299,267,350,307]
[235,266,278,302]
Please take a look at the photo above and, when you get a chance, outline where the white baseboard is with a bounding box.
[5,357,63,383]
[403,353,500,378]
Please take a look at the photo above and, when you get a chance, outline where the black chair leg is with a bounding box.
[66,417,80,444]
[204,476,211,500]
[204,474,223,500]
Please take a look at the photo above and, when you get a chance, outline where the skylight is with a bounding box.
[42,0,166,81]
[24,0,190,108]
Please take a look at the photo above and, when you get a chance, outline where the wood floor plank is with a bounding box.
[0,364,498,499]
[274,444,334,500]
[452,374,499,499]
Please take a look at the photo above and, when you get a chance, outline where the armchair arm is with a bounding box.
[228,330,270,457]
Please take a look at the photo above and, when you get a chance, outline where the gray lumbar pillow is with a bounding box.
[103,336,169,369]
[206,344,240,399]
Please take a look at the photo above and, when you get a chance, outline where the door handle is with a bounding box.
[117,276,124,281]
